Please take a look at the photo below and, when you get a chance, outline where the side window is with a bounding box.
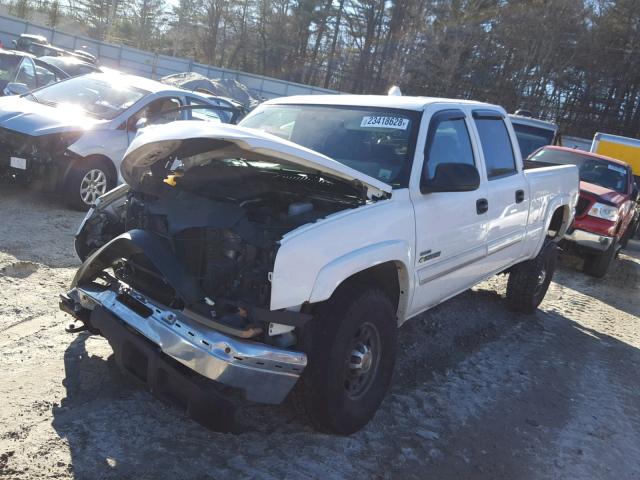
[131,96,183,127]
[474,113,517,179]
[188,97,230,124]
[423,112,475,181]
[15,59,37,89]
[34,64,59,87]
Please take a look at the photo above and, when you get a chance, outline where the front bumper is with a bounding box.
[62,283,307,404]
[564,228,614,251]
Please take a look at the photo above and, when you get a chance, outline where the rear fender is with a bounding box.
[537,195,574,252]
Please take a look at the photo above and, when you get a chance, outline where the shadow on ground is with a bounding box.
[50,285,640,480]
[555,247,640,317]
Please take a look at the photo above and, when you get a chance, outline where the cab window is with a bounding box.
[474,112,517,179]
[423,111,475,181]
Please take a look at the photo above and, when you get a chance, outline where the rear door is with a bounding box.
[409,107,489,314]
[472,110,529,270]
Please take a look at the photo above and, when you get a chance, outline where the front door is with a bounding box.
[409,108,489,315]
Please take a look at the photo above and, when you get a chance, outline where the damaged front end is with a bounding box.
[0,127,82,188]
[61,124,386,418]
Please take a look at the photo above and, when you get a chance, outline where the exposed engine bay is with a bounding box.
[75,141,366,346]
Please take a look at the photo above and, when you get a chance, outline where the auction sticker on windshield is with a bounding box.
[607,164,626,175]
[360,115,409,130]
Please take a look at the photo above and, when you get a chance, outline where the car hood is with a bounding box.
[0,95,104,136]
[579,180,627,205]
[121,121,392,199]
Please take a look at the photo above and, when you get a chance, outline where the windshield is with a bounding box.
[513,123,556,159]
[240,104,420,187]
[28,75,149,119]
[39,56,96,77]
[530,148,629,193]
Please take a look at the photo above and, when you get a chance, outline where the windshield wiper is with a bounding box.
[23,91,40,103]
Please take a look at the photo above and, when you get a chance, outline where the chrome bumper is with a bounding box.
[68,284,307,404]
[564,229,613,251]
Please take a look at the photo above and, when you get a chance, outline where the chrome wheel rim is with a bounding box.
[80,169,107,205]
[345,322,381,399]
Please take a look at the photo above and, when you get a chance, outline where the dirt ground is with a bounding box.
[0,183,639,480]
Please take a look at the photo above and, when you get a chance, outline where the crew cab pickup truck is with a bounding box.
[60,95,578,434]
[529,146,638,277]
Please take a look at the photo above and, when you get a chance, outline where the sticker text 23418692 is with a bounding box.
[360,115,409,130]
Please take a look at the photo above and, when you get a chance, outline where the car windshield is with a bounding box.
[512,123,556,159]
[530,148,629,193]
[39,56,96,77]
[0,54,21,82]
[240,104,420,188]
[28,75,149,119]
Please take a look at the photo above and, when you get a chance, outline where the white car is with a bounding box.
[62,95,579,434]
[0,72,237,209]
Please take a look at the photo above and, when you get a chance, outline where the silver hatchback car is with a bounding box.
[0,72,239,209]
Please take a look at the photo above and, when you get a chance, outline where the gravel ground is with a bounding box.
[1,184,639,480]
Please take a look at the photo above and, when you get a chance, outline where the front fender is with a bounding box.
[308,240,412,304]
[268,189,416,314]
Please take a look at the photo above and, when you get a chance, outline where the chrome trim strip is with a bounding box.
[487,232,523,255]
[419,254,482,285]
[418,233,523,286]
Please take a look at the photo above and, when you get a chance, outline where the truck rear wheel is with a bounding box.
[506,241,557,314]
[583,239,617,278]
[292,284,397,434]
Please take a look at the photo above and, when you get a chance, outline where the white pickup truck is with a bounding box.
[61,95,579,434]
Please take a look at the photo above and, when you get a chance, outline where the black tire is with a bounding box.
[291,283,397,435]
[620,217,638,248]
[506,241,558,314]
[64,157,115,211]
[583,239,617,278]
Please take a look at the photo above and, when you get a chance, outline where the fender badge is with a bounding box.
[419,250,441,263]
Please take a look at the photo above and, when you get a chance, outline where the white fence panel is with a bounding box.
[0,12,338,98]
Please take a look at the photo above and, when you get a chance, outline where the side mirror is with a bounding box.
[632,187,639,202]
[134,117,147,130]
[4,82,29,96]
[421,163,480,193]
[11,39,17,47]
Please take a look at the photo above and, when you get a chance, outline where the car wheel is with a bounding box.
[64,158,115,211]
[506,240,558,314]
[583,238,617,278]
[620,217,638,248]
[291,283,397,435]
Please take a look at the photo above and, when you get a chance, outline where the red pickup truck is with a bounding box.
[528,146,638,277]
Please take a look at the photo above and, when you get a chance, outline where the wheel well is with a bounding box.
[547,206,569,239]
[329,261,407,321]
[63,154,117,186]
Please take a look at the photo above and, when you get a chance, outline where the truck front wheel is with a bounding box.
[292,284,397,435]
[506,241,558,313]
